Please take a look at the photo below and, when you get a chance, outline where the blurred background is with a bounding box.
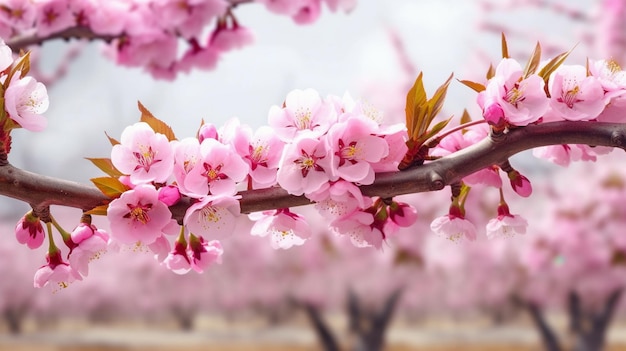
[2,0,626,350]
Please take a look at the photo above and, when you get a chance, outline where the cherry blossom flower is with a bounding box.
[163,240,192,275]
[184,137,249,197]
[589,59,626,100]
[34,250,81,290]
[211,24,255,51]
[0,0,36,30]
[111,122,174,185]
[430,205,477,242]
[479,58,549,126]
[188,235,223,273]
[249,208,311,249]
[67,223,109,277]
[15,211,45,249]
[158,185,181,206]
[485,203,528,240]
[311,180,371,220]
[326,116,389,184]
[34,0,75,37]
[276,135,331,196]
[172,137,201,196]
[268,89,336,141]
[388,201,418,228]
[331,209,384,249]
[548,65,606,121]
[183,195,241,239]
[4,73,49,132]
[292,0,322,24]
[107,184,173,245]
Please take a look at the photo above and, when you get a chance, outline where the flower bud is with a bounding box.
[15,211,45,249]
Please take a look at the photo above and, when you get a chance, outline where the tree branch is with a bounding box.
[1,121,625,220]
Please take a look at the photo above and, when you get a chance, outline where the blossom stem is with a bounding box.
[49,215,71,242]
[46,221,59,255]
[426,120,487,148]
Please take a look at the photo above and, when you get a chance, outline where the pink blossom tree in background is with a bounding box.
[2,1,626,351]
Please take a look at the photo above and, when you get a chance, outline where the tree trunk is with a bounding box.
[348,288,403,351]
[571,289,622,351]
[3,307,24,334]
[300,302,341,351]
[519,299,562,351]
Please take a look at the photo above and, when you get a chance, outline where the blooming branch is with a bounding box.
[1,121,624,221]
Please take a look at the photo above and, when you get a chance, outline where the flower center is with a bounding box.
[294,149,324,177]
[504,83,525,107]
[203,163,226,182]
[124,202,152,224]
[133,145,161,173]
[294,107,312,130]
[336,139,360,167]
[559,85,581,108]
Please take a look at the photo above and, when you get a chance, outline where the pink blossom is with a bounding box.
[276,135,332,196]
[311,180,370,219]
[211,25,255,51]
[15,211,45,249]
[4,73,49,132]
[85,0,130,35]
[388,201,418,228]
[111,122,174,185]
[34,0,75,37]
[292,0,321,24]
[184,137,249,197]
[0,39,12,72]
[0,0,36,30]
[148,234,171,262]
[172,137,201,196]
[430,206,477,242]
[371,123,408,172]
[176,0,228,39]
[480,58,549,126]
[588,59,626,99]
[326,116,389,184]
[548,65,606,121]
[177,41,220,73]
[107,184,173,245]
[249,209,311,249]
[67,224,108,277]
[34,250,81,289]
[188,235,223,273]
[268,89,336,142]
[331,209,384,249]
[183,195,241,239]
[163,240,192,275]
[485,204,528,240]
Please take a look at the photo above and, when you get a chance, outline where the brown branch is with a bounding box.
[1,121,626,220]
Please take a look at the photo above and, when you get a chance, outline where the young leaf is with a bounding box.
[85,204,109,216]
[85,157,124,178]
[501,32,509,59]
[406,72,427,135]
[428,73,454,121]
[458,79,485,93]
[91,177,128,199]
[486,63,495,80]
[105,131,120,146]
[523,42,542,79]
[537,44,577,84]
[138,101,177,141]
[460,109,472,125]
[418,117,452,145]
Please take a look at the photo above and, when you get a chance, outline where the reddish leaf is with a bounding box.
[85,157,123,178]
[138,101,177,141]
[91,177,128,199]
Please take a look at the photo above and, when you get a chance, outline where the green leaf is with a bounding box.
[138,101,177,141]
[458,79,485,93]
[85,204,109,216]
[501,32,509,59]
[105,131,120,146]
[91,177,128,199]
[418,116,452,145]
[85,157,124,178]
[522,42,542,78]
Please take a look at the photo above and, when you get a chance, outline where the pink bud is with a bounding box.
[198,123,218,143]
[158,185,181,206]
[509,171,532,197]
[70,223,95,244]
[483,103,506,129]
[388,202,418,227]
[15,211,45,249]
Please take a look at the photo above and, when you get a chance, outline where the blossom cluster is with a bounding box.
[429,53,626,243]
[83,88,414,279]
[0,0,355,79]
